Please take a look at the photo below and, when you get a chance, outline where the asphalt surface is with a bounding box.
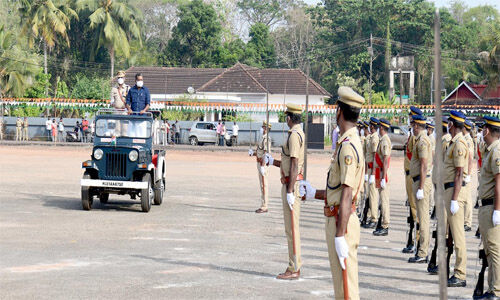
[0,145,480,299]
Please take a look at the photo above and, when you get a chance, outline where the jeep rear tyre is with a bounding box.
[153,179,164,205]
[100,193,109,204]
[189,136,198,146]
[81,172,93,210]
[141,173,153,212]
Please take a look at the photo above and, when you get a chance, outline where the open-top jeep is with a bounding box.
[80,110,166,212]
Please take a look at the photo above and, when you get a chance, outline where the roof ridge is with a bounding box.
[198,63,269,93]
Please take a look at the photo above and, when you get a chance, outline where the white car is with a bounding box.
[188,122,233,146]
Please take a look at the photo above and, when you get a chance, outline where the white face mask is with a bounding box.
[377,128,380,135]
[360,129,364,136]
[117,78,124,85]
[136,80,144,88]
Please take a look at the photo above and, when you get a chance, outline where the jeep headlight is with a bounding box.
[129,150,138,162]
[93,148,103,160]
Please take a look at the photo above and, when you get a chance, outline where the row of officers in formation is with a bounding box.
[248,87,500,300]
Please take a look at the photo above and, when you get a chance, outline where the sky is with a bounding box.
[303,0,500,9]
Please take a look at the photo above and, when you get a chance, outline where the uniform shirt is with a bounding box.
[443,132,468,183]
[479,139,500,200]
[326,127,365,206]
[404,134,416,172]
[442,133,452,159]
[429,134,436,154]
[22,119,28,128]
[409,130,432,178]
[375,134,391,169]
[256,133,270,159]
[360,135,366,156]
[111,84,130,109]
[16,119,22,127]
[366,132,379,164]
[464,133,474,175]
[280,124,305,178]
[126,85,151,112]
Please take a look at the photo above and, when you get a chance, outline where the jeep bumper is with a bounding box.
[81,179,148,189]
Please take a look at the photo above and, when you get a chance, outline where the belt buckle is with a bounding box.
[330,206,335,212]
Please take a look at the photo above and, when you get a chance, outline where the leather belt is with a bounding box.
[444,181,467,189]
[324,203,356,218]
[367,162,373,169]
[412,174,430,182]
[281,174,304,185]
[405,170,410,176]
[481,198,494,206]
[256,157,263,163]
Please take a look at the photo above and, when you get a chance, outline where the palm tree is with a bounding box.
[76,0,142,78]
[19,0,78,76]
[478,46,500,97]
[0,26,39,97]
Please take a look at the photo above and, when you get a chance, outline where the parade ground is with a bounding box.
[0,145,482,299]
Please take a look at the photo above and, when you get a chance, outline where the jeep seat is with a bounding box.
[152,154,158,168]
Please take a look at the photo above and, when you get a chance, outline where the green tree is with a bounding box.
[76,0,142,78]
[162,0,223,67]
[244,23,275,68]
[24,69,52,98]
[237,0,297,26]
[19,0,78,77]
[0,26,39,97]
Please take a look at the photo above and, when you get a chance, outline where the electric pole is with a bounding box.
[369,34,373,105]
[303,62,310,180]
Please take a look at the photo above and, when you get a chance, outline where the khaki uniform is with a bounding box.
[22,119,29,141]
[375,134,391,229]
[368,132,380,222]
[405,135,418,221]
[0,119,4,140]
[326,127,364,300]
[478,139,500,295]
[110,84,130,109]
[363,134,372,220]
[15,118,23,141]
[409,130,432,258]
[280,124,304,272]
[429,134,436,208]
[256,133,271,210]
[443,132,469,280]
[464,133,475,228]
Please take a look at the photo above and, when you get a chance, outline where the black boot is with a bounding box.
[447,275,466,287]
[408,255,428,263]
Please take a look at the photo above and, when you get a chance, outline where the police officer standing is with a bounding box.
[300,86,365,299]
[364,117,379,228]
[15,117,22,141]
[22,117,29,141]
[408,114,432,263]
[373,118,392,236]
[478,115,500,299]
[463,119,475,232]
[249,121,272,213]
[265,104,304,280]
[443,111,469,287]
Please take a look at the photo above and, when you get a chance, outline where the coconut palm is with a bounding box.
[76,0,142,78]
[0,26,39,97]
[478,46,500,96]
[19,0,78,76]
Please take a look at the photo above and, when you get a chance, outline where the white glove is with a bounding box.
[299,180,316,200]
[248,149,254,156]
[493,210,500,226]
[416,189,424,200]
[335,236,349,270]
[380,178,386,189]
[450,200,459,215]
[259,166,266,176]
[364,174,368,182]
[464,175,471,183]
[264,153,274,166]
[369,175,375,184]
[286,192,295,210]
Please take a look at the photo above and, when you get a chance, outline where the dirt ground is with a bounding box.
[0,145,482,299]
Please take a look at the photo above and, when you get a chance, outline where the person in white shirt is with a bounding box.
[45,117,52,141]
[58,118,65,142]
[232,122,239,146]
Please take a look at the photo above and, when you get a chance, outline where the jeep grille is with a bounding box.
[104,152,127,179]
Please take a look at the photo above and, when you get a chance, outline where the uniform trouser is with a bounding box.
[412,178,432,258]
[379,186,390,229]
[326,213,360,300]
[363,180,372,219]
[281,183,301,272]
[368,169,379,222]
[405,174,417,220]
[479,205,500,295]
[23,128,28,140]
[463,183,473,227]
[16,127,22,141]
[444,186,467,280]
[257,162,268,210]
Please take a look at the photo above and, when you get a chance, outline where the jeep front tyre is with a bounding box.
[81,172,93,210]
[153,179,164,205]
[189,136,198,146]
[141,173,153,212]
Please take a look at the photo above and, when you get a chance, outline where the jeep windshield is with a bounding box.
[96,118,152,138]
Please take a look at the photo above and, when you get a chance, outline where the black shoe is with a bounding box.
[464,225,472,232]
[473,292,492,299]
[476,228,481,238]
[366,221,377,229]
[447,275,466,287]
[408,255,428,263]
[427,264,438,274]
[402,245,416,254]
[373,228,388,236]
